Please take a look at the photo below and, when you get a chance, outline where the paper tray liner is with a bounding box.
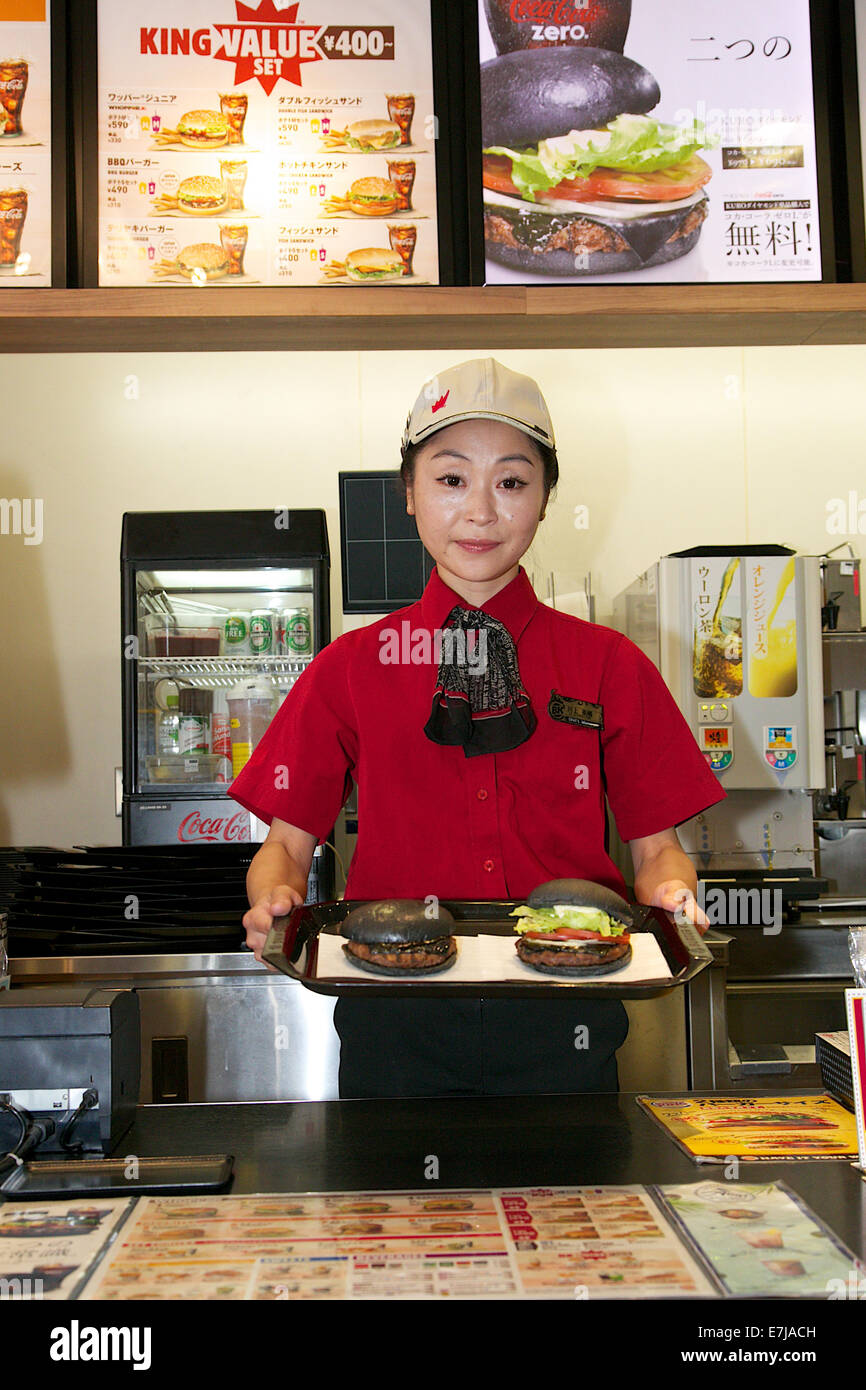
[318,930,669,983]
[262,898,713,998]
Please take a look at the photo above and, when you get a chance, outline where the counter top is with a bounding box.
[123,1090,866,1258]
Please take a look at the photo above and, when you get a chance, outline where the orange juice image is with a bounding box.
[693,558,743,698]
[749,558,798,698]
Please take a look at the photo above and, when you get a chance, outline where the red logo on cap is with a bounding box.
[432,391,449,414]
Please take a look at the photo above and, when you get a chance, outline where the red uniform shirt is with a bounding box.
[230,566,725,900]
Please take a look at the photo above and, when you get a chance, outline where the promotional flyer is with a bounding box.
[0,0,51,286]
[639,1094,861,1162]
[844,989,866,1171]
[0,1198,133,1299]
[478,0,822,284]
[97,0,439,287]
[659,1181,862,1298]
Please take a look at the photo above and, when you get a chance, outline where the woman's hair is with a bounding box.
[399,432,559,502]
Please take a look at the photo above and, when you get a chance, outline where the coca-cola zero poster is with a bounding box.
[478,0,823,283]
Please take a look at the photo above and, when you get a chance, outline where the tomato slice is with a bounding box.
[483,153,712,205]
[523,928,631,942]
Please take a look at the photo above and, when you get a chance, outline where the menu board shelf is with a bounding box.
[5,284,866,351]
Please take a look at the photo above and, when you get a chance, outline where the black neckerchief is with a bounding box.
[423,605,536,759]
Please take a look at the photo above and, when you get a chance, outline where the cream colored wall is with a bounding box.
[0,345,863,846]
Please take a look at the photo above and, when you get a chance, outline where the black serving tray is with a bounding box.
[261,899,713,999]
[0,1155,235,1199]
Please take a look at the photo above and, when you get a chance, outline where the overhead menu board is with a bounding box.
[0,0,53,286]
[95,0,441,287]
[476,0,828,284]
[850,0,866,278]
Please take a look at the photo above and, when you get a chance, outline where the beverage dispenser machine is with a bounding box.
[613,545,826,895]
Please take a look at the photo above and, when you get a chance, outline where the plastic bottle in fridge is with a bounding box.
[228,678,277,777]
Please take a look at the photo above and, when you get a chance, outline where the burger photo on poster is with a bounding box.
[176,174,228,215]
[345,118,402,152]
[344,246,405,282]
[176,109,230,149]
[173,242,230,280]
[344,176,401,217]
[481,46,713,278]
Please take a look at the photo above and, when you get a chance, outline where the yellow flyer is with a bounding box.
[638,1094,859,1162]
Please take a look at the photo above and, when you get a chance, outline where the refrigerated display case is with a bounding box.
[120,510,333,899]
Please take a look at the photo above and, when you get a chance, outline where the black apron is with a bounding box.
[334,995,629,1099]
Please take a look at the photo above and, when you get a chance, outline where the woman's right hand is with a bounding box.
[242,884,306,963]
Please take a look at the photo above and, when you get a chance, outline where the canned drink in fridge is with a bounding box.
[223,611,250,656]
[211,710,233,782]
[283,607,311,655]
[178,689,212,754]
[249,609,275,655]
[179,714,209,755]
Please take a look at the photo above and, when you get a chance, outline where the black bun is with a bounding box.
[342,899,456,944]
[483,197,706,278]
[527,878,633,927]
[481,47,660,149]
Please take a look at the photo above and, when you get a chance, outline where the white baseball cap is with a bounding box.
[402,357,556,453]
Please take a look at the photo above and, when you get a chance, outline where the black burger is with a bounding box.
[511,878,633,976]
[341,899,457,975]
[481,46,712,278]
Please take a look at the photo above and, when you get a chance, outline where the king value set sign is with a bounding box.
[477,0,824,284]
[96,0,440,286]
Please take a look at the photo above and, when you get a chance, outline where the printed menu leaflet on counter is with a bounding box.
[76,1188,716,1299]
[3,1183,858,1299]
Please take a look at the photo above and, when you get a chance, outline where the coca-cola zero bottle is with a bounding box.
[483,0,631,55]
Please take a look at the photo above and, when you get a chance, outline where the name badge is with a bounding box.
[548,689,604,731]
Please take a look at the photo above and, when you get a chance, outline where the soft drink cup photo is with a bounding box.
[0,187,27,267]
[0,59,28,136]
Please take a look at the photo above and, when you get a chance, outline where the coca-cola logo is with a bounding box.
[0,209,24,221]
[177,809,250,843]
[509,1,588,21]
[0,79,25,91]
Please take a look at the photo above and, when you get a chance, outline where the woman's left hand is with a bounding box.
[649,879,710,934]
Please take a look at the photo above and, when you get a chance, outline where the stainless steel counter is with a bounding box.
[11,952,340,1103]
[10,933,732,1101]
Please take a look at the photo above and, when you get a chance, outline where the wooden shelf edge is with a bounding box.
[3,283,866,350]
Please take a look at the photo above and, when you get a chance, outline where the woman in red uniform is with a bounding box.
[233,358,724,1098]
